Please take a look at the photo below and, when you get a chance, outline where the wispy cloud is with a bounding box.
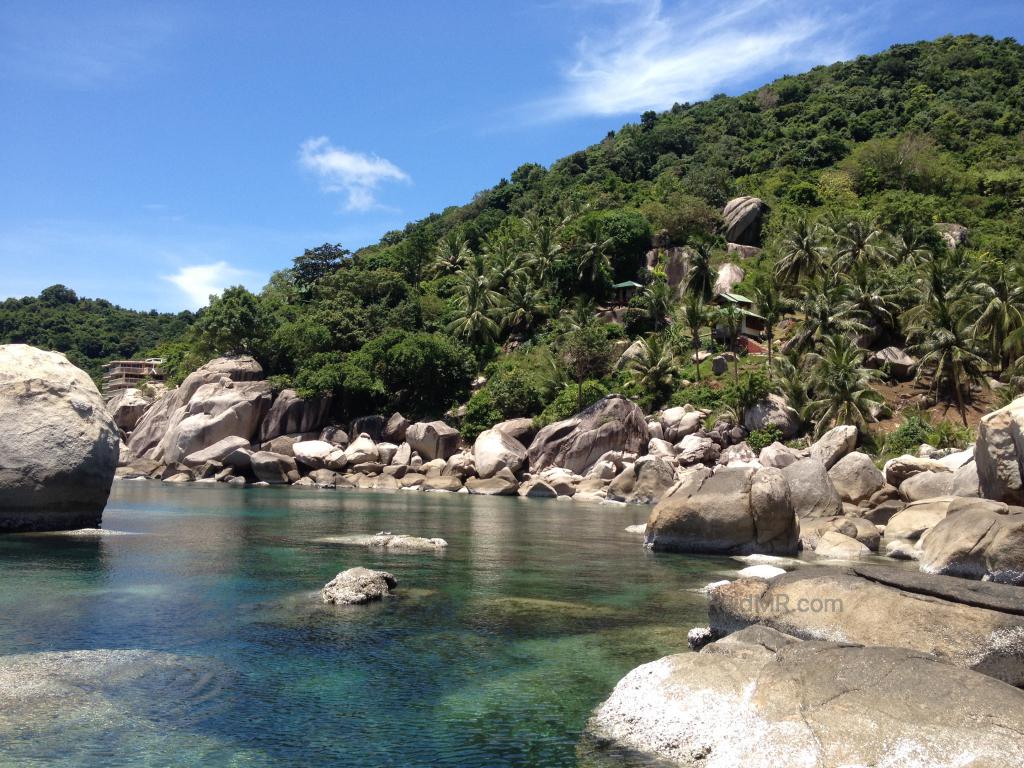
[0,6,178,89]
[162,261,258,310]
[299,137,410,212]
[538,0,861,119]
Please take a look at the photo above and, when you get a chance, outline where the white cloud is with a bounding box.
[541,0,860,118]
[299,137,410,211]
[162,261,255,310]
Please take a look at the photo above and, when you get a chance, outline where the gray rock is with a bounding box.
[674,434,720,466]
[492,417,537,448]
[257,388,331,442]
[867,346,917,380]
[316,533,447,551]
[742,394,799,439]
[883,454,951,487]
[382,412,410,443]
[721,195,765,246]
[473,428,527,478]
[885,496,957,540]
[952,459,980,497]
[977,395,1024,504]
[0,345,119,531]
[827,451,884,504]
[780,458,842,518]
[465,468,519,496]
[628,456,676,504]
[320,567,397,605]
[518,478,558,498]
[422,475,463,492]
[804,515,880,551]
[814,530,871,559]
[182,435,252,467]
[659,406,705,443]
[249,451,299,484]
[583,625,1024,767]
[919,501,1024,584]
[900,470,955,501]
[105,387,151,432]
[406,420,461,462]
[758,441,801,469]
[291,440,337,469]
[808,424,857,469]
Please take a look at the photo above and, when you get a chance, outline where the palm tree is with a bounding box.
[432,231,471,277]
[841,262,902,342]
[501,275,548,337]
[446,253,503,351]
[524,214,562,285]
[772,349,809,423]
[674,294,713,383]
[774,218,828,284]
[788,276,869,353]
[831,216,889,271]
[968,261,1024,374]
[751,280,792,375]
[642,279,674,332]
[716,303,744,383]
[577,218,613,287]
[684,241,716,300]
[483,230,528,293]
[803,334,884,437]
[625,335,678,408]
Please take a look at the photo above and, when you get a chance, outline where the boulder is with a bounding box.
[780,458,843,518]
[465,468,519,496]
[674,434,720,466]
[492,417,537,448]
[583,625,1024,768]
[708,566,1024,686]
[645,466,798,555]
[344,433,379,466]
[223,447,254,471]
[937,221,969,250]
[518,479,558,498]
[883,453,952,487]
[803,515,880,551]
[0,345,120,531]
[348,415,386,443]
[628,456,676,504]
[320,567,397,605]
[758,442,801,469]
[256,388,331,442]
[977,395,1024,504]
[441,452,476,480]
[952,459,980,497]
[473,428,527,478]
[867,346,917,380]
[808,424,857,469]
[261,434,301,456]
[422,475,463,493]
[308,468,340,487]
[712,262,744,295]
[647,437,675,459]
[722,196,765,246]
[291,440,336,470]
[614,339,647,371]
[742,394,799,439]
[827,451,884,504]
[711,355,730,376]
[382,412,410,444]
[527,395,648,475]
[317,533,447,551]
[814,530,871,559]
[919,501,1024,584]
[182,435,252,467]
[538,467,579,496]
[406,420,461,462]
[862,498,904,525]
[391,442,412,466]
[105,387,151,432]
[375,442,398,465]
[900,470,955,501]
[885,496,958,540]
[250,451,299,485]
[319,425,349,446]
[719,442,756,466]
[659,406,704,443]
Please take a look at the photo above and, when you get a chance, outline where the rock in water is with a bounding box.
[0,344,119,531]
[583,626,1024,768]
[321,567,397,605]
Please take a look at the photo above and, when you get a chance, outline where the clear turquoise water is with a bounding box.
[0,481,735,767]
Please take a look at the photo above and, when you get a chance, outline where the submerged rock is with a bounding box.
[321,567,397,605]
[316,533,448,552]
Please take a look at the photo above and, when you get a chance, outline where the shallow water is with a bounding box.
[0,482,737,767]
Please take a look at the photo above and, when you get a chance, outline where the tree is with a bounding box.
[751,280,792,375]
[447,254,503,354]
[625,335,678,409]
[292,243,349,293]
[576,217,614,290]
[803,334,884,437]
[788,277,868,353]
[501,275,548,337]
[830,216,889,271]
[675,294,713,383]
[716,303,744,383]
[432,231,471,277]
[968,260,1024,374]
[684,241,716,300]
[640,278,673,332]
[562,322,613,412]
[193,286,269,358]
[774,218,827,284]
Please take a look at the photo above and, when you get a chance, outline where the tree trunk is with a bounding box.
[952,363,968,427]
[767,331,774,381]
[577,378,584,413]
[693,334,701,383]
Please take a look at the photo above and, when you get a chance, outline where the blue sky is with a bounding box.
[2,1,1022,311]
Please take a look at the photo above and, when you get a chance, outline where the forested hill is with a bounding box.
[5,35,1024,442]
[0,285,194,382]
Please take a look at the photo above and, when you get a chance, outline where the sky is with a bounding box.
[1,0,1022,312]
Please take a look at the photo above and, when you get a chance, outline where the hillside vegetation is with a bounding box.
[6,35,1023,448]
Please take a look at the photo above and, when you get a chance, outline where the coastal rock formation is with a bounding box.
[827,451,884,504]
[722,196,766,246]
[918,500,1024,584]
[708,566,1024,686]
[0,345,120,531]
[105,387,151,432]
[807,425,857,469]
[321,567,397,605]
[317,533,447,551]
[528,395,648,474]
[182,435,252,467]
[256,388,332,442]
[645,466,798,555]
[583,625,1024,768]
[742,394,799,439]
[250,451,299,484]
[780,458,843,518]
[712,262,744,295]
[976,394,1024,504]
[472,428,527,478]
[406,420,460,462]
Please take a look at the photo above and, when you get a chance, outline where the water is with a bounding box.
[0,481,738,767]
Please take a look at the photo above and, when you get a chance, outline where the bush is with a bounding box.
[670,382,726,410]
[747,425,782,453]
[460,390,502,442]
[882,409,972,456]
[535,380,609,427]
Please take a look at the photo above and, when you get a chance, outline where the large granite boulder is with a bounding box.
[900,469,955,500]
[472,428,527,478]
[625,456,676,505]
[808,425,857,469]
[256,388,332,442]
[645,466,798,555]
[712,262,744,295]
[528,395,648,475]
[291,440,337,470]
[780,458,842,518]
[866,346,917,380]
[250,451,299,484]
[583,625,1024,768]
[827,451,884,504]
[658,406,704,443]
[182,435,252,467]
[382,412,410,444]
[883,453,951,487]
[708,566,1024,686]
[919,500,1024,584]
[406,420,460,462]
[885,496,959,540]
[321,567,396,605]
[742,394,799,439]
[126,355,264,460]
[0,345,119,531]
[977,395,1024,504]
[722,196,766,246]
[492,417,537,448]
[105,387,151,432]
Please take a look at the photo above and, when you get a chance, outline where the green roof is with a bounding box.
[719,292,752,304]
[612,280,644,289]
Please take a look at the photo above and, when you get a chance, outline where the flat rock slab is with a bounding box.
[851,564,1024,616]
[314,533,447,552]
[708,568,1024,686]
[583,626,1024,767]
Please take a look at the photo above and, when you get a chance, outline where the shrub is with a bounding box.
[461,390,502,442]
[747,425,782,454]
[882,409,972,456]
[670,382,726,410]
[535,380,609,427]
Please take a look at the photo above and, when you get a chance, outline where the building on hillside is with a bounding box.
[611,280,643,306]
[102,358,164,395]
[712,292,767,338]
